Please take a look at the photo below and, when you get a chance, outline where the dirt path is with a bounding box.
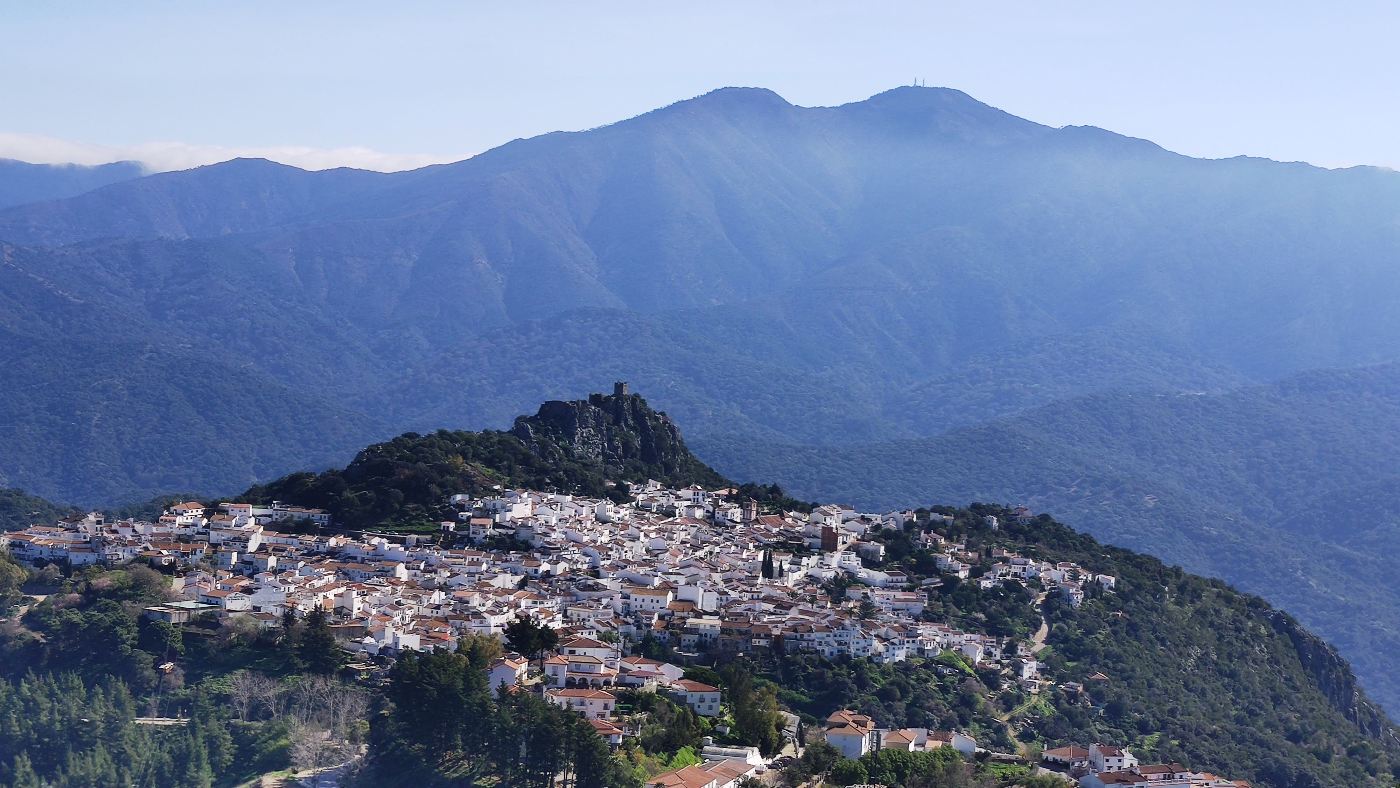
[1028,592,1049,654]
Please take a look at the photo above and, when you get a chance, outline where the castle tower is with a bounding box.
[614,381,629,397]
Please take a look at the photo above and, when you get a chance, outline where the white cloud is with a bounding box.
[0,132,466,173]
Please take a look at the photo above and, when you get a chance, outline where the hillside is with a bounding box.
[764,504,1400,787]
[704,362,1400,717]
[243,388,727,529]
[0,488,70,531]
[4,389,1400,785]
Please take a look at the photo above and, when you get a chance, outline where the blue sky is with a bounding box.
[1,2,1395,171]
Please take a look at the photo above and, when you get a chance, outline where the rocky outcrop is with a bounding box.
[509,384,728,489]
[1270,610,1396,741]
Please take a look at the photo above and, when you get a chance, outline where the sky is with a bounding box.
[1,2,1396,172]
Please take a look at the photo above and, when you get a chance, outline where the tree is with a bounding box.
[0,554,26,611]
[457,633,504,668]
[228,671,279,722]
[830,758,869,786]
[290,723,347,787]
[9,752,41,788]
[761,550,775,580]
[384,648,492,765]
[722,662,786,756]
[800,740,839,774]
[138,618,184,659]
[504,616,559,671]
[298,607,344,674]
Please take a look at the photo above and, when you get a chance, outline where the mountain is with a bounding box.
[703,362,1400,715]
[0,159,144,210]
[3,392,1399,785]
[243,388,726,529]
[8,86,1400,716]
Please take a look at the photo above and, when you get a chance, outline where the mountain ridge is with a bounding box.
[7,85,1400,722]
[0,158,145,211]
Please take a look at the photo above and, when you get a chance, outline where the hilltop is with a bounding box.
[241,386,728,530]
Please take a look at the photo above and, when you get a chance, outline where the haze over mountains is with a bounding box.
[0,159,144,210]
[6,85,1400,710]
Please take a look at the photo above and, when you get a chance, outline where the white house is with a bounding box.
[1090,743,1138,773]
[669,679,722,717]
[545,687,616,720]
[488,656,529,690]
[824,709,877,759]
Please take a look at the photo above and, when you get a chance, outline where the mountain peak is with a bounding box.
[646,86,793,123]
[195,156,303,173]
[837,84,1048,143]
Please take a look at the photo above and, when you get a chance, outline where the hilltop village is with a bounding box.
[2,483,1249,787]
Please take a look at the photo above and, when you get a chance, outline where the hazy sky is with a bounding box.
[2,2,1395,172]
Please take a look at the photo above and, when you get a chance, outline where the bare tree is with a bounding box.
[228,671,268,721]
[288,675,370,766]
[228,671,285,722]
[289,723,348,787]
[326,684,369,744]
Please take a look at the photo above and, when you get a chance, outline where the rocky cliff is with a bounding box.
[510,384,729,490]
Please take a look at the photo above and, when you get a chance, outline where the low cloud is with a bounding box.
[0,132,466,173]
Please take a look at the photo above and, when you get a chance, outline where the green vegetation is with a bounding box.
[0,552,26,614]
[10,84,1400,737]
[0,565,322,787]
[0,488,70,532]
[722,661,787,757]
[3,379,1400,786]
[747,505,1400,787]
[362,645,637,787]
[0,675,242,787]
[715,363,1400,716]
[244,391,729,530]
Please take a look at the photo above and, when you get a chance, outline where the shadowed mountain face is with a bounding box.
[7,86,1400,710]
[0,159,144,210]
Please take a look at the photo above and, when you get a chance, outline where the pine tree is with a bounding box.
[10,751,42,788]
